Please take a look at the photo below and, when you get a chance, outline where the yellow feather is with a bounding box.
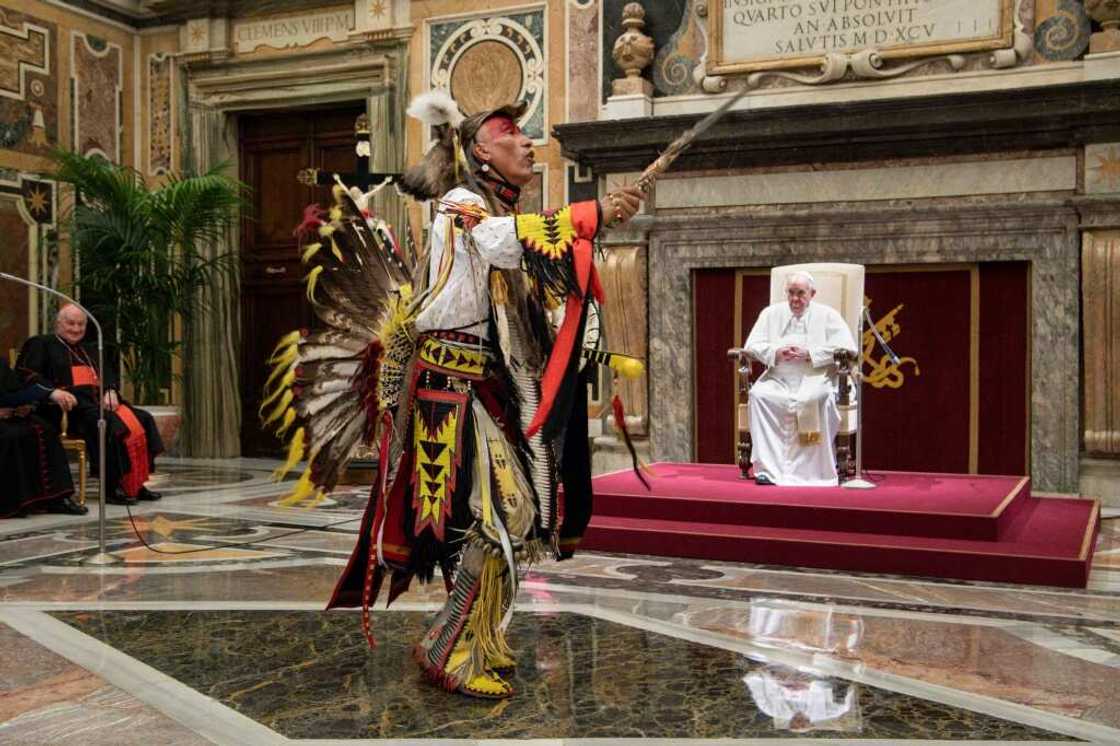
[306,488,329,509]
[278,469,316,507]
[332,184,346,202]
[330,236,344,263]
[272,427,305,481]
[304,265,324,303]
[267,343,298,366]
[301,242,322,263]
[269,330,302,358]
[264,361,296,394]
[276,407,297,436]
[262,389,294,425]
[259,368,295,415]
[318,223,336,238]
[329,206,342,222]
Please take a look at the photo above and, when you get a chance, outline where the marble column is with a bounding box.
[1082,228,1120,456]
[180,103,242,458]
[600,243,649,431]
[592,238,651,474]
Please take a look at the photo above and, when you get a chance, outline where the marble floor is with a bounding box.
[1,458,1118,745]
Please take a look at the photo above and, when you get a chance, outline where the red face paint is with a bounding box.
[478,115,521,141]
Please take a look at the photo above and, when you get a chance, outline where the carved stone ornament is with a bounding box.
[704,0,1034,93]
[1034,0,1092,61]
[612,2,655,96]
[1086,0,1120,53]
[743,48,966,90]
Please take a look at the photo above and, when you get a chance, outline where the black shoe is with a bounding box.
[137,487,162,501]
[47,497,89,515]
[106,489,138,506]
[755,474,776,486]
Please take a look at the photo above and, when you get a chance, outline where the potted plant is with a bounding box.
[51,150,245,452]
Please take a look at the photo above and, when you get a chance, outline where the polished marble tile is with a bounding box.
[533,555,1120,624]
[0,457,1118,743]
[0,622,209,745]
[0,562,347,604]
[0,533,97,566]
[674,602,1120,726]
[51,610,1076,742]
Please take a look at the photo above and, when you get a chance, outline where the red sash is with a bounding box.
[524,202,603,438]
[114,404,150,497]
[71,365,99,387]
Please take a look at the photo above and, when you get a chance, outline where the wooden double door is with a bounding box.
[238,102,365,457]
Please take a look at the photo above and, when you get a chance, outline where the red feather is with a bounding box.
[293,204,326,240]
[612,394,651,491]
[355,340,384,445]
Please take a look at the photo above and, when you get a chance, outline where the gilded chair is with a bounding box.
[727,263,864,482]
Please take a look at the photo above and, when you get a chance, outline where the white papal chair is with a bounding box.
[727,263,864,482]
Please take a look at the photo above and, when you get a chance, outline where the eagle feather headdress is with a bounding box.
[262,179,424,505]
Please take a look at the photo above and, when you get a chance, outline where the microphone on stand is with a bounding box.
[0,272,118,566]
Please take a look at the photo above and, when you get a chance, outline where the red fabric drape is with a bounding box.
[114,404,150,497]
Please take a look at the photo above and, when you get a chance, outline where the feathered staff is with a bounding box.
[598,86,750,488]
[635,86,751,193]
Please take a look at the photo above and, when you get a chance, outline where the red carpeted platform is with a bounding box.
[580,463,1100,588]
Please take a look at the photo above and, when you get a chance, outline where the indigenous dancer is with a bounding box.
[261,92,642,698]
[0,358,86,517]
[19,304,164,505]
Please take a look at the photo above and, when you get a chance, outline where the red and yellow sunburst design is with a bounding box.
[516,206,578,260]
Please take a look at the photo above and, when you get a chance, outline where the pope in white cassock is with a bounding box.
[744,271,858,486]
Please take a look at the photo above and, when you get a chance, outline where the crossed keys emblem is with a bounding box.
[862,298,920,390]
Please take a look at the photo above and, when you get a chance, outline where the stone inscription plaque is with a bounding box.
[234,9,354,54]
[711,0,1012,74]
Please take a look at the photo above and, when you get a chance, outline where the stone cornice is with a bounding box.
[554,81,1120,174]
[1071,195,1120,228]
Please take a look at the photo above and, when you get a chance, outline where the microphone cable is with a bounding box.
[115,489,364,556]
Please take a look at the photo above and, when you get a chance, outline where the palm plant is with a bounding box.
[51,150,246,404]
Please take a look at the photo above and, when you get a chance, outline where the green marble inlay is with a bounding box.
[52,611,1078,741]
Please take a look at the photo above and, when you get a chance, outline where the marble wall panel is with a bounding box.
[520,166,545,213]
[148,53,173,175]
[566,0,599,122]
[1086,143,1120,195]
[647,200,1081,492]
[0,197,29,358]
[0,9,58,157]
[656,156,1078,209]
[70,31,122,162]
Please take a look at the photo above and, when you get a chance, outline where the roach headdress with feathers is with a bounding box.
[398,90,528,201]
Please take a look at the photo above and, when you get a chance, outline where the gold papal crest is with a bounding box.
[862,298,920,390]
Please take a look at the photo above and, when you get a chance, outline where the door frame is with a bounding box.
[181,44,402,456]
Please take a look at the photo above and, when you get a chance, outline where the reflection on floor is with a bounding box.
[0,457,1117,744]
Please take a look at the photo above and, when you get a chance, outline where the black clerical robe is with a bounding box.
[0,360,74,516]
[17,335,164,497]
